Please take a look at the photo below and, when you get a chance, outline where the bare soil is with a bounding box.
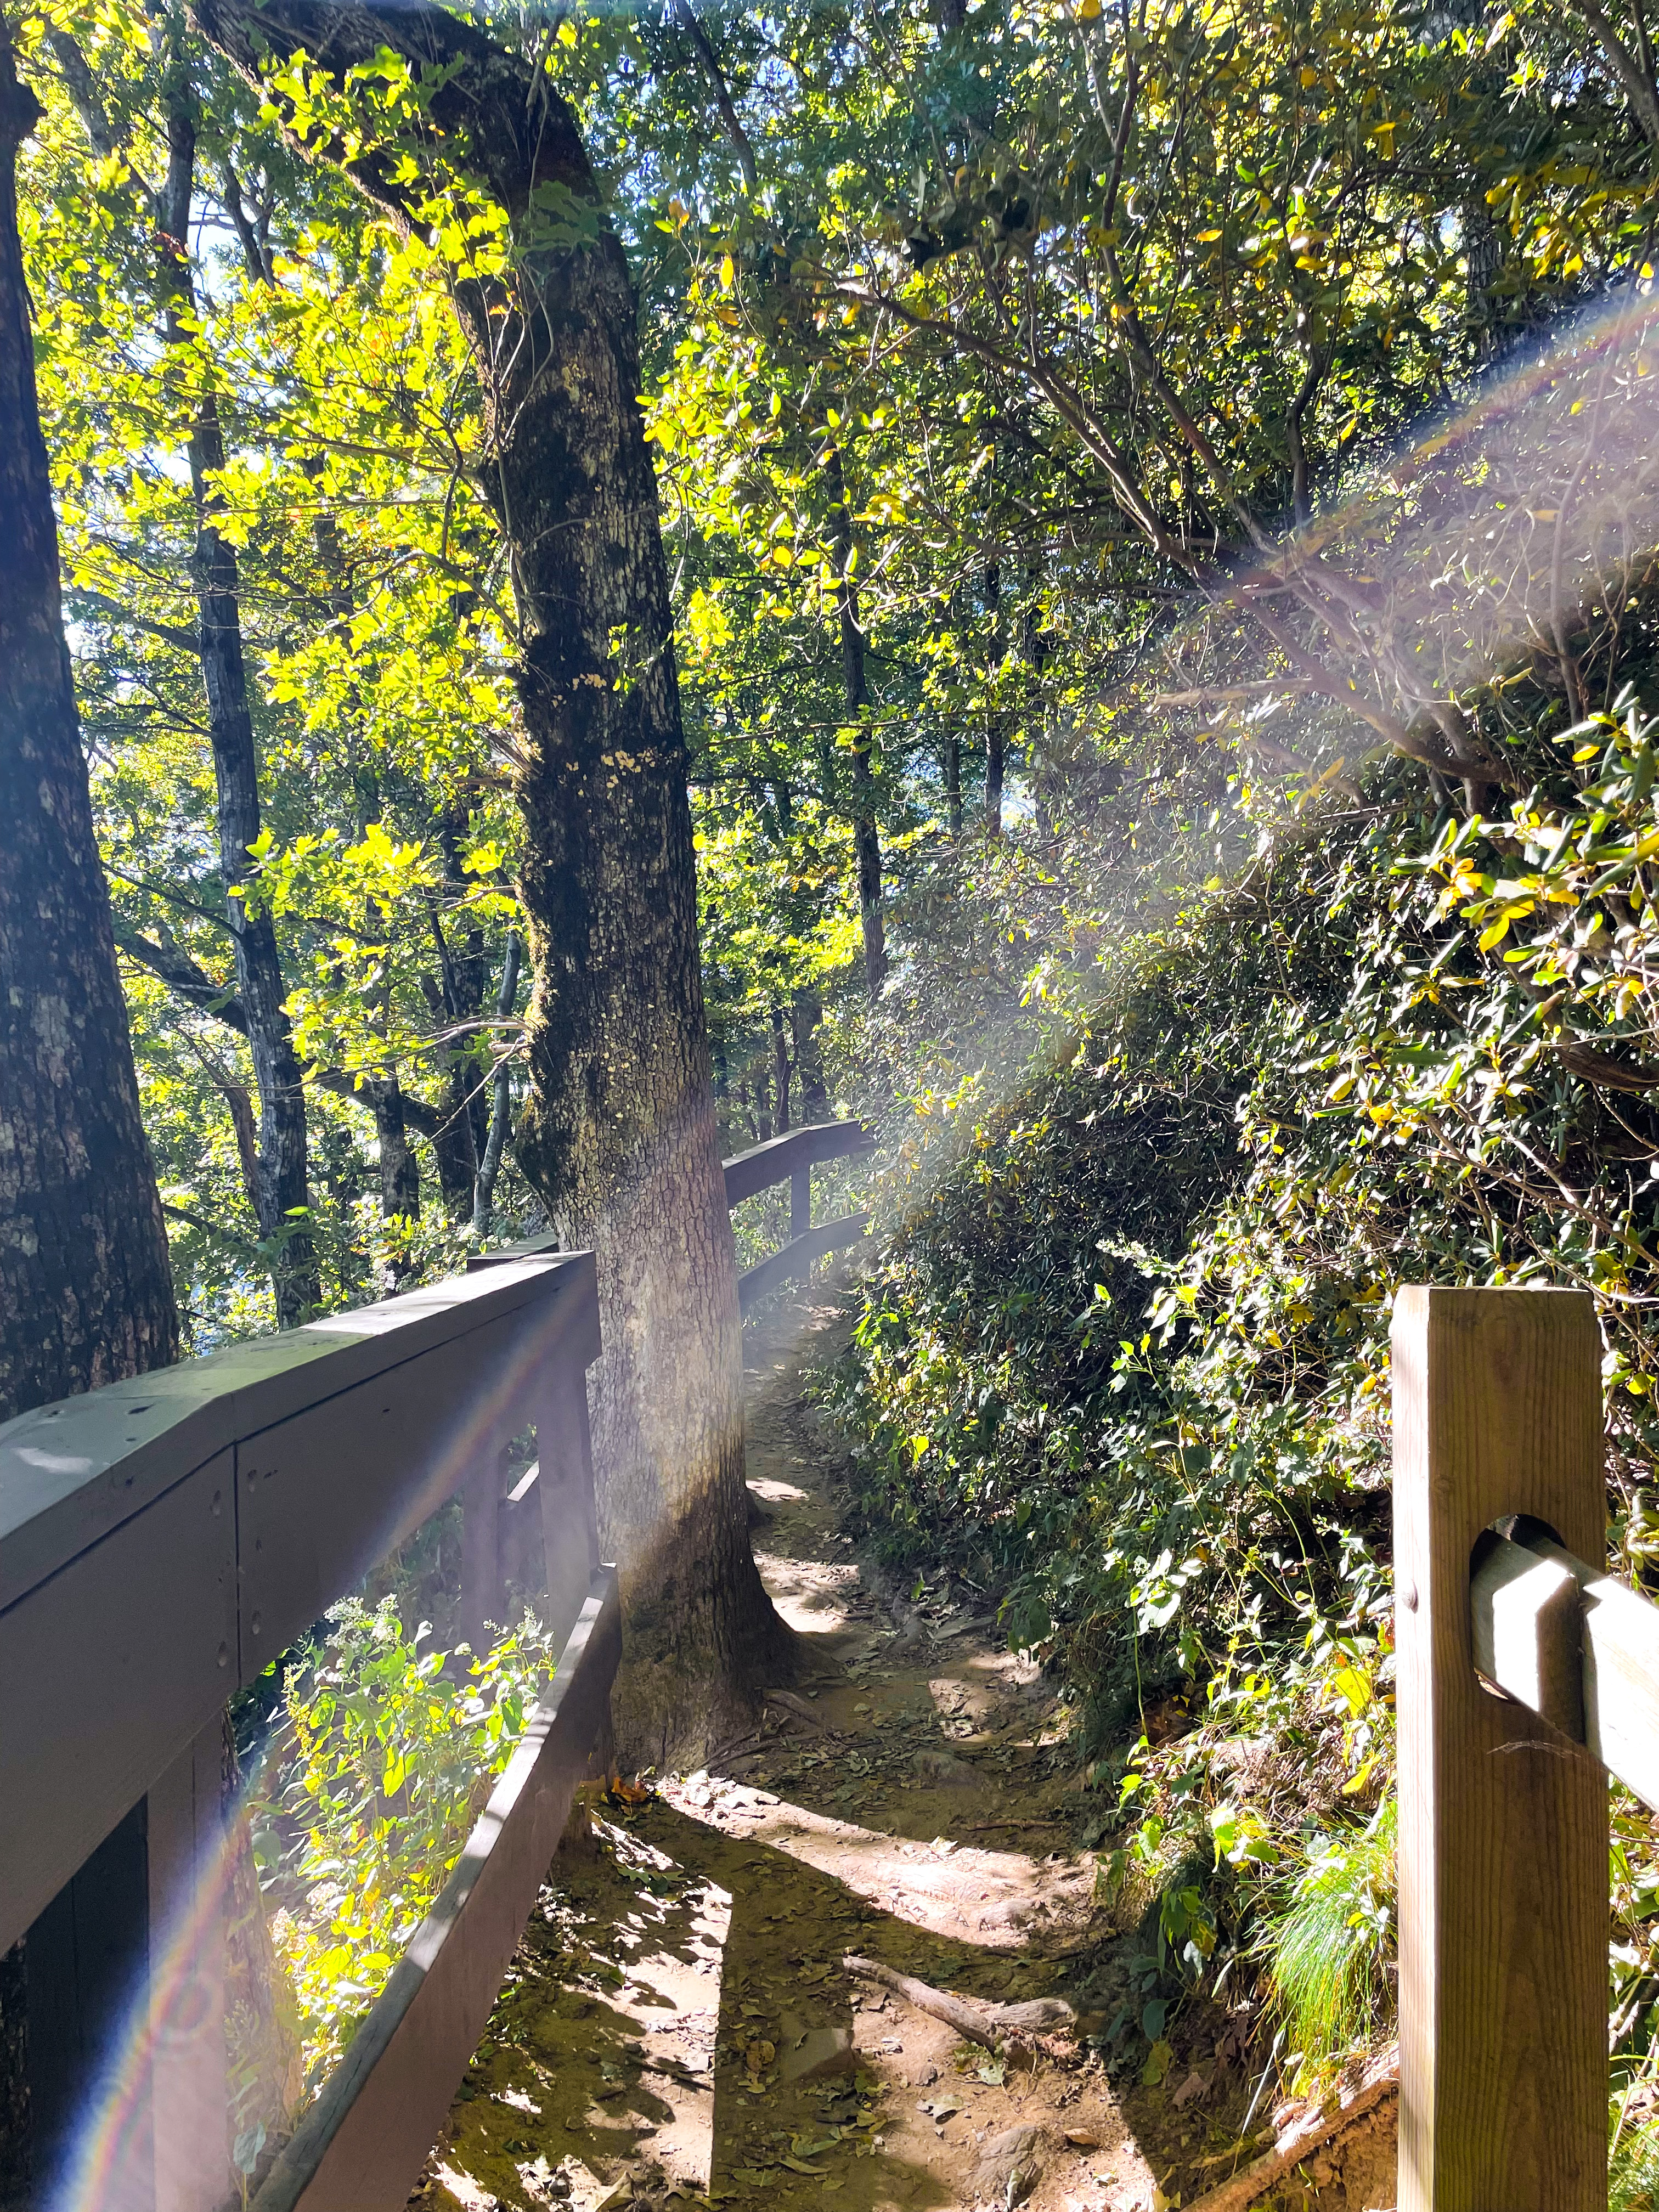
[416,1288,1396,2212]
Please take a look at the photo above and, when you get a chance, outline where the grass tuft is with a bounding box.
[1264,1795,1396,2086]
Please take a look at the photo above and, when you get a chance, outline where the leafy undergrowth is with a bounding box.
[828,697,1659,2142]
[251,1598,564,2094]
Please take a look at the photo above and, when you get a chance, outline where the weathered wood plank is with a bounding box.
[0,1254,589,1615]
[535,1342,601,1655]
[1393,1286,1607,2212]
[251,1570,621,2212]
[721,1120,873,1209]
[1472,1523,1659,1809]
[737,1213,868,1314]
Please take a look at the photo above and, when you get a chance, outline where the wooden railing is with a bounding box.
[1395,1286,1657,2210]
[723,1118,875,1313]
[0,1249,618,2212]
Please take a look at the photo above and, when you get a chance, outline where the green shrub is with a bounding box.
[831,701,1659,2074]
[253,1595,561,2087]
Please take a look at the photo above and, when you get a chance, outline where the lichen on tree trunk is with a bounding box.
[193,0,791,1759]
[0,20,181,2185]
[0,24,179,1424]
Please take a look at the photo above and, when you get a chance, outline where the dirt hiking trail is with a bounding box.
[417,1288,1397,2212]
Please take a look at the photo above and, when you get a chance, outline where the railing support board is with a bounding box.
[0,1447,235,1955]
[1393,1286,1607,2211]
[737,1213,867,1315]
[25,1798,153,2211]
[536,1347,601,1654]
[148,1720,231,2212]
[460,1446,507,1658]
[252,1569,621,2212]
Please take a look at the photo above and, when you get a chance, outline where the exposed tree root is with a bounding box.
[842,1955,1077,2052]
[1184,2046,1398,2212]
[766,1688,834,1733]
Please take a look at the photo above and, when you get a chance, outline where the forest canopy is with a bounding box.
[19,0,1649,1337]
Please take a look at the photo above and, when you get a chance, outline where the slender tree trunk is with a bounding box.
[984,558,1005,838]
[793,994,828,1119]
[371,1075,419,1288]
[754,1049,774,1144]
[825,444,886,994]
[427,810,488,1216]
[194,0,787,1758]
[472,929,521,1239]
[944,732,962,838]
[1464,187,1502,360]
[1,28,181,2184]
[159,91,317,1324]
[771,1005,791,1135]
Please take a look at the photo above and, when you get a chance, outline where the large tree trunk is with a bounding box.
[158,87,318,1324]
[1,24,181,2186]
[0,32,179,1424]
[193,0,787,1758]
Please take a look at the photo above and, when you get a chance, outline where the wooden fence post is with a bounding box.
[1393,1286,1607,2210]
[791,1164,811,1244]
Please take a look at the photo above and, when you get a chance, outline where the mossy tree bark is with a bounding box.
[1,21,181,2185]
[0,26,179,1425]
[193,0,787,1758]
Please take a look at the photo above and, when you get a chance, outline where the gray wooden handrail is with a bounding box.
[721,1116,874,1208]
[0,1246,614,2212]
[723,1118,874,1310]
[0,1250,600,1954]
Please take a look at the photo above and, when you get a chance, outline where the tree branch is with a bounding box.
[114,918,249,1032]
[70,586,200,654]
[1566,0,1659,146]
[671,1,758,191]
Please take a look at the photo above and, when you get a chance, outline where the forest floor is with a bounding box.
[416,1286,1397,2212]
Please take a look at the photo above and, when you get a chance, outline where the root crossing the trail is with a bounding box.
[414,1286,1397,2212]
